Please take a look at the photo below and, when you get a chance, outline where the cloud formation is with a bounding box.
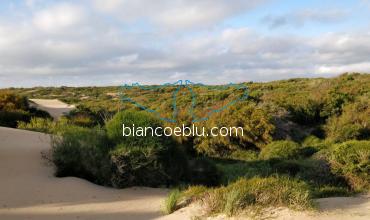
[0,1,369,87]
[262,9,348,29]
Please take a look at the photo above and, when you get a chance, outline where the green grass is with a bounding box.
[162,189,181,214]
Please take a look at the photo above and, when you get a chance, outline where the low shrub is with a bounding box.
[18,117,63,133]
[260,140,302,160]
[328,140,370,191]
[202,176,313,216]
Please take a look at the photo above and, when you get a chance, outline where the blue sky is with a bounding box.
[1,0,370,87]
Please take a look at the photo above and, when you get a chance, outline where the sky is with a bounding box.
[1,0,370,87]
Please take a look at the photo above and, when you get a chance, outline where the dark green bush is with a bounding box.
[110,145,169,187]
[0,110,30,127]
[107,110,188,187]
[285,98,324,125]
[51,126,112,185]
[260,140,302,160]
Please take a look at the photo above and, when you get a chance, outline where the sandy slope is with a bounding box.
[29,99,75,119]
[0,127,369,220]
[0,127,168,220]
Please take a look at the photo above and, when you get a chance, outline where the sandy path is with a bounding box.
[29,99,75,119]
[0,127,169,220]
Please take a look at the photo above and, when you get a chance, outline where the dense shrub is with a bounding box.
[260,140,302,160]
[284,98,324,125]
[325,98,370,142]
[106,110,170,147]
[51,126,112,185]
[194,103,274,156]
[107,110,188,187]
[328,140,370,191]
[110,145,170,187]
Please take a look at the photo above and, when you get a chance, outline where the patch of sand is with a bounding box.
[29,99,75,119]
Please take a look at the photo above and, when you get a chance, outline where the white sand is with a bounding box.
[0,127,169,220]
[0,126,369,220]
[29,99,75,119]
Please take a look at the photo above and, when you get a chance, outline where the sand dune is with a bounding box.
[0,126,369,220]
[29,99,75,120]
[0,127,168,220]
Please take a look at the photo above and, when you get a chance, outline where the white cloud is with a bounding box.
[262,9,348,29]
[1,1,370,87]
[92,0,267,30]
[33,3,87,33]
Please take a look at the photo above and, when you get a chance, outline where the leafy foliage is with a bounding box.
[325,97,370,142]
[260,140,302,160]
[194,103,274,156]
[328,140,370,191]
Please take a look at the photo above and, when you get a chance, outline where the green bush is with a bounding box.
[194,103,274,156]
[284,98,324,125]
[106,110,170,147]
[328,140,370,191]
[107,110,188,187]
[325,98,369,142]
[111,145,171,187]
[202,176,313,216]
[260,140,302,160]
[51,126,112,185]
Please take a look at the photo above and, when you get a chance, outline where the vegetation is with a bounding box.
[162,189,181,214]
[1,73,369,217]
[200,176,313,216]
[0,91,51,127]
[327,140,370,191]
[260,140,302,160]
